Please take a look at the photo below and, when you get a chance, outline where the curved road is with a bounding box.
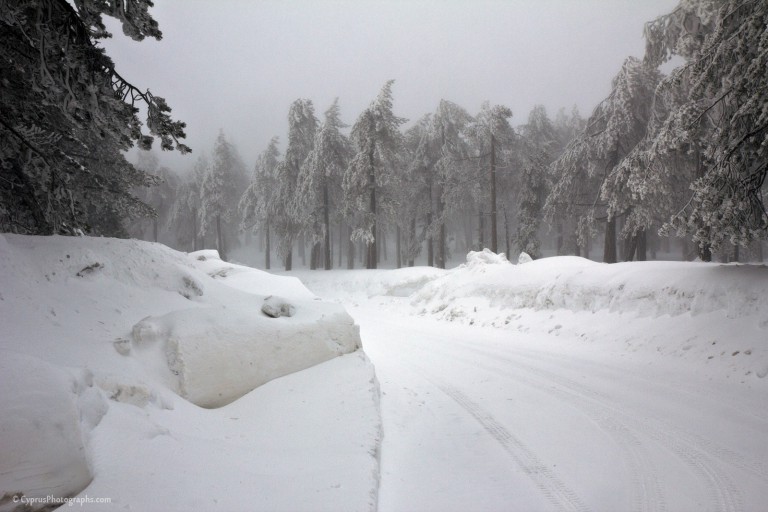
[350,304,768,512]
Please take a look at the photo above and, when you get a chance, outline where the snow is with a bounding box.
[2,236,767,511]
[291,251,768,512]
[0,234,376,511]
[0,352,93,507]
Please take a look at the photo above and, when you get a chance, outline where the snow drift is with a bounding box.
[131,300,359,408]
[0,234,375,511]
[412,248,768,319]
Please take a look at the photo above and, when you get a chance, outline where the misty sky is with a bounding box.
[100,0,680,171]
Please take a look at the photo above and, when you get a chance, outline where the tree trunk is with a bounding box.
[437,192,446,269]
[733,244,740,263]
[603,217,617,263]
[409,218,416,267]
[396,224,402,268]
[584,235,590,260]
[636,229,647,261]
[463,216,472,254]
[216,214,226,261]
[427,213,434,267]
[265,223,271,270]
[153,218,159,243]
[338,222,343,268]
[478,210,485,250]
[381,226,388,262]
[617,216,626,262]
[503,207,510,259]
[299,232,306,267]
[347,225,355,270]
[367,146,377,269]
[309,242,317,270]
[192,208,199,252]
[323,182,332,270]
[285,250,292,271]
[490,134,498,253]
[624,232,638,262]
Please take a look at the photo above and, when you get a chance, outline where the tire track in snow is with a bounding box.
[420,344,666,512]
[430,378,591,512]
[455,343,747,512]
[490,344,768,483]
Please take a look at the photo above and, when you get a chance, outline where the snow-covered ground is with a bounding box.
[0,235,378,512]
[293,250,768,512]
[2,237,767,511]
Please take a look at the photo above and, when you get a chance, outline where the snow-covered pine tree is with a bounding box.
[599,59,663,261]
[398,116,433,267]
[549,106,588,255]
[0,0,189,235]
[170,154,208,252]
[273,99,318,270]
[129,151,179,244]
[466,102,514,254]
[200,131,247,261]
[344,80,406,269]
[239,137,281,269]
[296,99,351,270]
[643,0,768,255]
[516,105,558,259]
[428,100,474,267]
[547,57,660,263]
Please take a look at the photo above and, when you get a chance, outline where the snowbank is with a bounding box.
[412,250,768,319]
[401,250,768,381]
[0,234,375,510]
[0,353,93,511]
[131,302,358,408]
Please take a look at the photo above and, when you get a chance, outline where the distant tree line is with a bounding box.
[3,0,766,267]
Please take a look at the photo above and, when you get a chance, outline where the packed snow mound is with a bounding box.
[412,253,768,319]
[291,266,447,302]
[0,352,93,510]
[465,248,510,267]
[132,302,359,408]
[0,234,375,510]
[193,250,316,300]
[0,234,361,408]
[517,251,533,264]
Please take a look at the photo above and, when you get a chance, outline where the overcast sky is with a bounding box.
[100,0,680,172]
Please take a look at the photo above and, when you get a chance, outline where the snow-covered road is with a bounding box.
[350,302,768,512]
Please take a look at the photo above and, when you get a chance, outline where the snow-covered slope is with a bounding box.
[0,235,379,511]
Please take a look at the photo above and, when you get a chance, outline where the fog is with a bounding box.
[100,0,679,170]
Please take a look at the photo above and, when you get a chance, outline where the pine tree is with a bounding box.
[273,99,318,270]
[128,150,179,245]
[466,102,514,254]
[344,80,406,269]
[239,137,280,269]
[547,57,660,263]
[516,105,557,259]
[297,99,351,270]
[200,131,246,261]
[407,100,475,267]
[170,155,207,252]
[643,0,768,254]
[0,0,189,235]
